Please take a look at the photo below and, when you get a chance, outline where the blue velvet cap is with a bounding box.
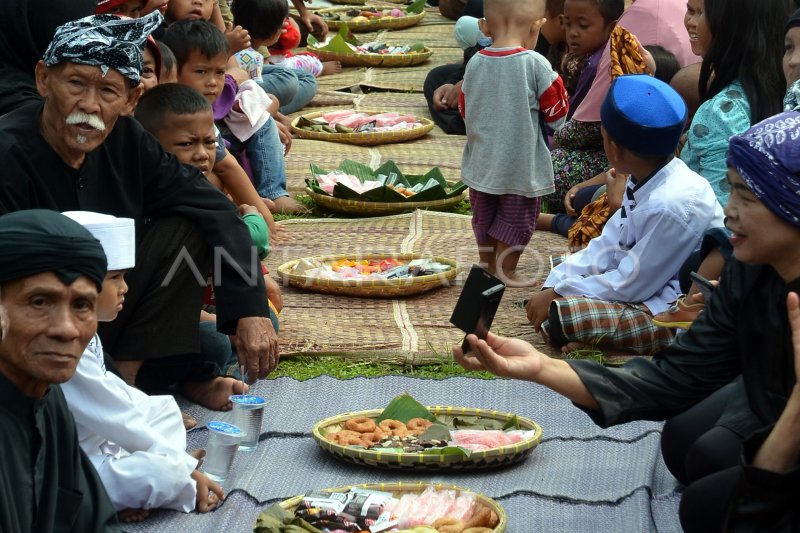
[600,74,687,156]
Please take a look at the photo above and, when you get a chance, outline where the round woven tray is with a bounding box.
[313,406,543,470]
[279,481,506,532]
[308,46,433,67]
[277,253,458,298]
[317,7,426,32]
[291,110,434,146]
[305,186,466,216]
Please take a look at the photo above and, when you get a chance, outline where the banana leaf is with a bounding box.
[308,25,426,56]
[406,0,426,14]
[309,160,464,203]
[375,392,439,424]
[254,504,324,533]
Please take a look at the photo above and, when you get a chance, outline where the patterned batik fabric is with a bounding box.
[43,11,162,84]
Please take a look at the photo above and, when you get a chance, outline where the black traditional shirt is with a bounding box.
[0,103,269,333]
[569,258,799,436]
[0,373,121,532]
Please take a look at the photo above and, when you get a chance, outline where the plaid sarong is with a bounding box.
[550,296,675,355]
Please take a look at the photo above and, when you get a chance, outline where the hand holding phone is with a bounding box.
[450,266,506,355]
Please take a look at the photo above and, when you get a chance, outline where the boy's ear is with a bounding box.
[478,17,491,38]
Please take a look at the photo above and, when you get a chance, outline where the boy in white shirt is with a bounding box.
[59,211,224,523]
[525,75,724,355]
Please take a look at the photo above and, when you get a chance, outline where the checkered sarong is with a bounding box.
[550,296,675,355]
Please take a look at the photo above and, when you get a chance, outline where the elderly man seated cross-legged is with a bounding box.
[0,12,279,411]
[0,209,121,532]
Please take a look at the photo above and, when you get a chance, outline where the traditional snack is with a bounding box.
[463,528,494,533]
[359,431,385,445]
[327,430,365,446]
[379,419,408,436]
[345,416,377,433]
[406,417,433,435]
[433,517,467,533]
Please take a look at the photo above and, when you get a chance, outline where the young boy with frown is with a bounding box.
[460,0,568,286]
[59,211,225,524]
[135,83,284,318]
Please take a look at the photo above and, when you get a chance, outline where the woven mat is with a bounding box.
[126,375,682,533]
[266,211,567,359]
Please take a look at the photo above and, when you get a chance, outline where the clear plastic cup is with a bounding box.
[230,395,266,452]
[203,421,242,482]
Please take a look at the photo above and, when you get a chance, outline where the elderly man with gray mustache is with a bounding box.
[0,13,279,411]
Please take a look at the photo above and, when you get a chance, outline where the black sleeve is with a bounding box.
[134,122,269,334]
[724,426,800,532]
[567,260,745,427]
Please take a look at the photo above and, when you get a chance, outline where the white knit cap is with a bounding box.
[61,211,135,270]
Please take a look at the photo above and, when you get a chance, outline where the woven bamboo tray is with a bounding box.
[316,7,426,32]
[305,186,465,216]
[277,253,458,298]
[313,406,543,470]
[307,45,433,67]
[279,482,506,532]
[291,110,434,146]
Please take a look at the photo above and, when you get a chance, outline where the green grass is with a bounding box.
[270,355,495,381]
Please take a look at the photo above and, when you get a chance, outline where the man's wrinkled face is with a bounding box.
[35,62,142,167]
[0,273,98,398]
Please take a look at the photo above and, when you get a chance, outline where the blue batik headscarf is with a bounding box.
[727,112,800,228]
[42,11,162,85]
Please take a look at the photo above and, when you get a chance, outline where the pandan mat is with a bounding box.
[306,89,359,108]
[264,211,568,359]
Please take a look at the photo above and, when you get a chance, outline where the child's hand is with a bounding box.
[275,120,293,155]
[191,470,224,513]
[270,223,294,245]
[238,204,260,217]
[225,22,252,54]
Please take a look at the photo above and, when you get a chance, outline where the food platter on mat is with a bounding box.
[305,159,467,216]
[312,406,543,470]
[277,253,458,298]
[291,109,434,146]
[309,42,433,67]
[313,6,426,32]
[306,24,433,67]
[272,482,507,533]
[305,186,465,215]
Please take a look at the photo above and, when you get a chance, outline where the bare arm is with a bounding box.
[454,332,599,410]
[212,152,279,240]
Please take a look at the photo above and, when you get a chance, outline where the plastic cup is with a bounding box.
[230,395,266,451]
[203,421,242,482]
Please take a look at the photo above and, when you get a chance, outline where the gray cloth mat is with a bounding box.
[128,376,681,532]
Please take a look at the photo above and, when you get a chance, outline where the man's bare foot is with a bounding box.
[118,509,150,523]
[261,197,277,211]
[182,411,198,430]
[273,195,308,214]
[321,60,342,76]
[561,341,589,354]
[182,377,249,411]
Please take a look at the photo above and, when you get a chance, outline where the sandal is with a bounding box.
[652,296,705,329]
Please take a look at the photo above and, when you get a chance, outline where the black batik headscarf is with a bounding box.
[42,11,163,85]
[0,210,107,290]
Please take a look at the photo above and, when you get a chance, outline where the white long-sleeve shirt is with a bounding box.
[61,336,198,512]
[544,158,724,315]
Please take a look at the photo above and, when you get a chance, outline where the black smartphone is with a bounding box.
[689,271,715,302]
[449,265,506,354]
